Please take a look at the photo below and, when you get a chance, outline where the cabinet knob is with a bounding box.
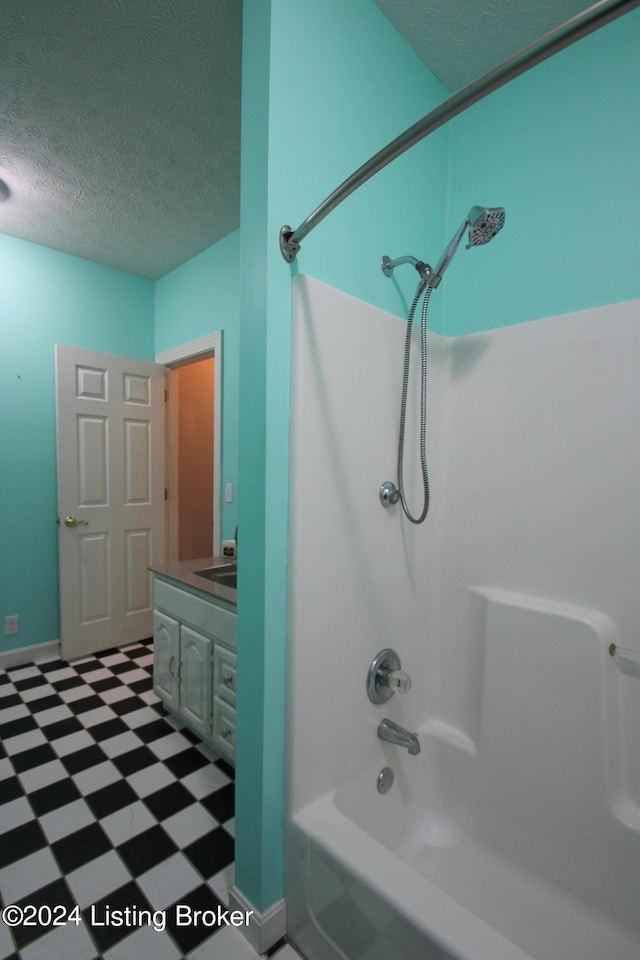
[222,673,234,687]
[221,727,233,741]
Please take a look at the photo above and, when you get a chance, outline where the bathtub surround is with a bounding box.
[287,276,640,960]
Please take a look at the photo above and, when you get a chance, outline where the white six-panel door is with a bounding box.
[55,345,165,660]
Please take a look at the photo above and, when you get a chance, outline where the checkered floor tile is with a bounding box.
[0,640,301,960]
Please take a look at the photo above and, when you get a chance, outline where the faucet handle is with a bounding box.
[385,669,412,694]
[367,649,412,704]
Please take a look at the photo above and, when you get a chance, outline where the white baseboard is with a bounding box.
[228,885,287,955]
[0,640,61,670]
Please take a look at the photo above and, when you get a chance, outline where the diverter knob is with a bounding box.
[367,648,412,704]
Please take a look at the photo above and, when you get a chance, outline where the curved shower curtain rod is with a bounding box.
[279,0,639,263]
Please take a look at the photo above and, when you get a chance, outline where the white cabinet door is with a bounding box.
[180,625,213,739]
[153,610,180,709]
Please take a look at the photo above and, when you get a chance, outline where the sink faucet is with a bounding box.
[377,719,421,755]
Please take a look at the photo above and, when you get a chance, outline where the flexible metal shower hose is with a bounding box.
[397,279,433,524]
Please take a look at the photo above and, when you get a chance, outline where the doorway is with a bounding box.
[156,332,222,562]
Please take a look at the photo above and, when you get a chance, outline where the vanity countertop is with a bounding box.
[150,556,236,606]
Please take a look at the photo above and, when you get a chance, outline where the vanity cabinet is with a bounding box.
[153,577,236,763]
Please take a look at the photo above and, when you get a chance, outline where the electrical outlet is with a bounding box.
[225,483,233,503]
[5,615,19,636]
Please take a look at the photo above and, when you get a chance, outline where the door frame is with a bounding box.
[156,331,222,560]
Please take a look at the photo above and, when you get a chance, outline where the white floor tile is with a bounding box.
[33,703,74,727]
[100,800,156,845]
[75,705,118,728]
[99,652,130,667]
[103,924,182,960]
[162,802,218,849]
[41,666,78,683]
[0,795,33,833]
[127,762,176,798]
[0,846,62,904]
[19,915,97,960]
[0,906,15,959]
[99,684,134,704]
[1,702,31,722]
[39,797,95,843]
[187,925,259,960]
[0,757,17,782]
[18,683,57,702]
[121,705,164,729]
[207,862,235,907]
[3,727,47,754]
[148,731,194,761]
[52,730,95,757]
[18,758,69,793]
[66,850,132,908]
[73,760,121,796]
[100,731,144,758]
[115,667,149,685]
[223,817,236,839]
[58,684,97,703]
[135,653,154,669]
[140,689,161,705]
[74,667,112,683]
[7,665,41,680]
[181,764,231,799]
[137,852,203,910]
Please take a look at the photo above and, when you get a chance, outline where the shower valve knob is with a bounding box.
[367,649,412,704]
[385,670,412,694]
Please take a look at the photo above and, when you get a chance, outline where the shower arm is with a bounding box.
[279,0,639,263]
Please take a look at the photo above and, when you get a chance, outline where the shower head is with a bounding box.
[430,205,505,288]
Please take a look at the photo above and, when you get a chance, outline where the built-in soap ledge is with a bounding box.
[609,643,640,677]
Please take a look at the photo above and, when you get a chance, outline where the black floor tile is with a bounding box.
[52,675,85,692]
[183,827,234,880]
[111,745,157,777]
[12,878,76,950]
[0,715,39,739]
[0,692,22,710]
[89,716,129,742]
[129,676,153,694]
[0,821,48,869]
[0,776,24,805]
[52,822,112,874]
[36,658,68,674]
[13,675,48,692]
[65,694,104,715]
[82,881,152,952]
[85,779,138,819]
[143,782,194,821]
[61,743,108,775]
[40,716,84,741]
[117,824,178,876]
[10,742,57,773]
[134,718,173,743]
[201,782,235,823]
[29,778,82,817]
[109,695,146,716]
[215,757,235,779]
[165,745,211,779]
[166,884,226,954]
[90,676,123,693]
[28,693,65,713]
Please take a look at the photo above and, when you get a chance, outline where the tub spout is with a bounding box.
[377,719,421,755]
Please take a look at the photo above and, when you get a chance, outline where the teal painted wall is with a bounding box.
[154,230,240,538]
[235,0,448,912]
[0,233,154,652]
[443,8,640,335]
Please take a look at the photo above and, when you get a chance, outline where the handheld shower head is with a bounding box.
[430,205,505,288]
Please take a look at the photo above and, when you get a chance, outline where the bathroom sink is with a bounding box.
[194,563,237,590]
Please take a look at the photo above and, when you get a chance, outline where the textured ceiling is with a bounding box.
[373,0,593,92]
[0,1,595,279]
[0,0,242,280]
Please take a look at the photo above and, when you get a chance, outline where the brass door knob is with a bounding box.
[64,515,89,528]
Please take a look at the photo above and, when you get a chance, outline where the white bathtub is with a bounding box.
[289,725,640,960]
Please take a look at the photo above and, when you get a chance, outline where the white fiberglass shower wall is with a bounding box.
[286,274,640,960]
